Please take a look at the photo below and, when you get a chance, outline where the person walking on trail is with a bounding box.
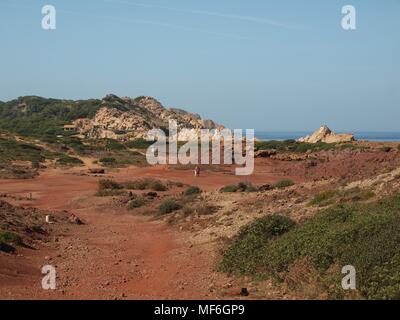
[194,165,201,177]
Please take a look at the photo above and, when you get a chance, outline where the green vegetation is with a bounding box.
[308,188,375,207]
[159,198,183,215]
[272,179,295,189]
[125,138,154,149]
[220,215,296,274]
[220,193,400,299]
[98,179,123,190]
[123,179,168,192]
[0,231,23,252]
[308,190,338,207]
[220,182,259,193]
[255,140,338,153]
[184,186,202,196]
[127,197,147,210]
[220,184,239,193]
[0,96,102,137]
[381,146,392,153]
[0,231,23,246]
[0,138,45,164]
[55,155,84,166]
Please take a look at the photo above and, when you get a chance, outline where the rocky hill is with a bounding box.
[0,95,223,140]
[73,95,224,141]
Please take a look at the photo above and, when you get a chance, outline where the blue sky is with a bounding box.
[0,0,399,131]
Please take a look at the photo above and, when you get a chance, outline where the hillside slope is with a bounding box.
[0,95,223,140]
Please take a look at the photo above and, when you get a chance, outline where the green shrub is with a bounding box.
[56,155,84,166]
[127,197,146,210]
[220,215,296,274]
[125,139,154,149]
[220,193,400,299]
[273,179,295,189]
[221,184,239,193]
[255,140,337,153]
[98,179,122,190]
[381,146,392,153]
[150,181,167,192]
[0,231,23,252]
[159,199,183,215]
[105,139,126,151]
[123,179,167,191]
[308,190,338,206]
[184,186,201,196]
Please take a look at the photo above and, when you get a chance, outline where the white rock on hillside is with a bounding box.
[297,125,355,144]
[73,95,224,141]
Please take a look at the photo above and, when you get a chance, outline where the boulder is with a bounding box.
[298,125,355,144]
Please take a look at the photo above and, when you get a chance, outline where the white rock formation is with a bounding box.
[298,125,355,144]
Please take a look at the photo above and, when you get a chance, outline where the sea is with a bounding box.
[255,131,400,142]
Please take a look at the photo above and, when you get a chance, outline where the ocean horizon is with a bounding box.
[255,131,400,142]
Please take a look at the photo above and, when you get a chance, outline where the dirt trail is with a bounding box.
[0,169,219,299]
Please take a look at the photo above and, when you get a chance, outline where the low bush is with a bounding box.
[0,231,23,252]
[123,179,167,191]
[308,190,338,207]
[273,179,295,189]
[220,193,400,299]
[127,197,146,210]
[381,146,392,153]
[220,184,239,193]
[125,139,154,149]
[98,179,123,190]
[56,155,84,166]
[184,186,201,196]
[219,215,296,274]
[159,198,183,215]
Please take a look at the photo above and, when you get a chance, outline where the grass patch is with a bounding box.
[272,179,295,189]
[125,138,154,149]
[220,215,296,274]
[184,186,201,196]
[308,190,338,207]
[123,179,168,191]
[159,198,183,215]
[127,197,147,210]
[220,193,400,299]
[55,155,84,166]
[381,146,392,153]
[98,179,123,190]
[220,184,239,193]
[309,188,375,207]
[0,231,23,252]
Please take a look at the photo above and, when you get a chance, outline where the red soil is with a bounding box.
[1,149,399,299]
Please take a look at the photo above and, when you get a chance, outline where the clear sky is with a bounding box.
[0,0,399,131]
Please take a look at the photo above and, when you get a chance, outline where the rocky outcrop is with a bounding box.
[73,95,224,141]
[298,125,355,144]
